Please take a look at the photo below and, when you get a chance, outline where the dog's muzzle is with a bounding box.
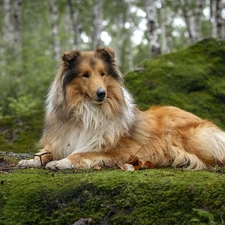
[96,88,106,102]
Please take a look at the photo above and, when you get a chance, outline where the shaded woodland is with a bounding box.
[0,0,224,117]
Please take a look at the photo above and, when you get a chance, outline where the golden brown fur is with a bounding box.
[18,48,225,170]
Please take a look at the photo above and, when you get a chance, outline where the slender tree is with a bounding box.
[142,0,161,57]
[92,0,103,49]
[49,0,61,60]
[13,0,22,53]
[67,0,82,50]
[194,0,203,42]
[179,0,195,44]
[126,0,133,70]
[215,0,223,39]
[161,0,169,54]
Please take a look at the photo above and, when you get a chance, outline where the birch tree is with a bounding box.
[161,1,169,54]
[1,0,22,75]
[179,0,195,44]
[211,0,217,37]
[215,0,223,39]
[13,0,22,53]
[126,0,133,70]
[92,0,103,49]
[67,0,82,50]
[0,0,11,76]
[142,0,161,57]
[194,0,203,42]
[49,0,61,60]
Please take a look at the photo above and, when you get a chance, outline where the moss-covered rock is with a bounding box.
[125,38,225,129]
[0,111,44,153]
[0,166,225,225]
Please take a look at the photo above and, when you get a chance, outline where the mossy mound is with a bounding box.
[125,38,225,129]
[0,111,44,153]
[1,167,225,225]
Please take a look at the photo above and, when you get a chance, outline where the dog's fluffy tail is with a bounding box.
[172,124,225,170]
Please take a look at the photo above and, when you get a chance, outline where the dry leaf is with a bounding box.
[93,165,102,171]
[122,163,135,171]
[144,161,154,169]
[117,163,135,171]
[127,156,142,170]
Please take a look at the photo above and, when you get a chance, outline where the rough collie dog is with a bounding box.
[18,48,225,170]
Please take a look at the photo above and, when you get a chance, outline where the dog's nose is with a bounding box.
[96,88,106,101]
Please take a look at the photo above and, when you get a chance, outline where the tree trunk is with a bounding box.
[126,0,133,71]
[12,0,22,54]
[2,0,13,45]
[215,0,223,39]
[49,0,61,60]
[179,0,195,44]
[67,0,82,50]
[0,0,11,76]
[114,13,124,67]
[194,0,203,42]
[142,0,161,58]
[92,0,103,49]
[161,1,169,54]
[211,0,217,38]
[1,0,22,75]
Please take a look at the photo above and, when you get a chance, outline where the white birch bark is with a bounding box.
[3,0,13,45]
[179,0,195,44]
[194,0,203,42]
[126,0,133,71]
[142,0,161,57]
[1,0,11,76]
[161,1,169,54]
[67,0,82,50]
[114,13,124,67]
[13,0,22,52]
[211,0,217,38]
[1,0,22,75]
[92,0,103,49]
[215,0,223,39]
[49,0,61,60]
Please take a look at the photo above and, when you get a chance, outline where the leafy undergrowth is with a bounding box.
[0,111,44,153]
[0,156,225,225]
[125,38,225,129]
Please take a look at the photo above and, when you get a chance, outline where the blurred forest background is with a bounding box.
[0,0,224,117]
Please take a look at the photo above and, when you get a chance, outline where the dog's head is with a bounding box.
[61,48,123,106]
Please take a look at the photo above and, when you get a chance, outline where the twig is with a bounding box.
[126,145,145,163]
[34,151,51,167]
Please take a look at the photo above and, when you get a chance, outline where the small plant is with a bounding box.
[8,96,40,116]
[190,208,218,225]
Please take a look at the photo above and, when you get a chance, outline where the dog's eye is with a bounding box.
[82,73,89,78]
[100,72,105,77]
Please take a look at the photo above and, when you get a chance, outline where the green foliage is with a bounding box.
[125,38,225,129]
[8,96,40,115]
[0,111,44,153]
[0,168,225,224]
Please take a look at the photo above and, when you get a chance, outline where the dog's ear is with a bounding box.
[96,47,115,62]
[62,50,80,65]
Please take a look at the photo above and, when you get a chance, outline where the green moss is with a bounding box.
[0,111,44,153]
[1,166,225,225]
[125,38,225,129]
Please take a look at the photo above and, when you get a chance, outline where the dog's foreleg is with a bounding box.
[18,148,52,168]
[45,152,121,170]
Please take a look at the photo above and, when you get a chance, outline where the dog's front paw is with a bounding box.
[46,158,73,170]
[17,159,41,168]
